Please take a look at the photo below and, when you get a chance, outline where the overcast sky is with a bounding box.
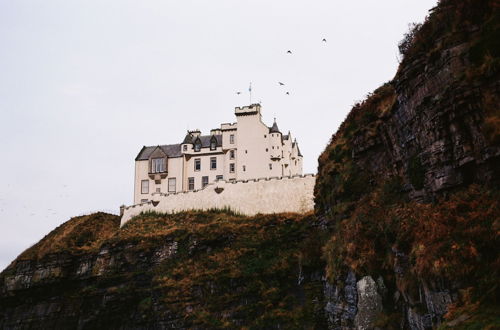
[0,0,438,271]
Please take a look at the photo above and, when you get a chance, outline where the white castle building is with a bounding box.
[133,104,303,204]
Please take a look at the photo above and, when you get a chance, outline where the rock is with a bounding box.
[354,276,383,330]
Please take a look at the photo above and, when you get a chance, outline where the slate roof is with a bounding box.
[135,144,182,160]
[196,134,222,148]
[292,142,303,157]
[182,133,193,144]
[135,135,223,161]
[269,121,281,133]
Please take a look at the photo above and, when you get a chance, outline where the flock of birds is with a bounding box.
[235,38,327,97]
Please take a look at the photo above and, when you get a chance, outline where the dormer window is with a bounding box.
[210,136,217,150]
[183,145,187,151]
[151,158,166,173]
[194,138,201,152]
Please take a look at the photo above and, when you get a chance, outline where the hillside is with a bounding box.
[1,0,499,329]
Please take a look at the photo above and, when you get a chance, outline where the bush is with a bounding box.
[398,23,422,58]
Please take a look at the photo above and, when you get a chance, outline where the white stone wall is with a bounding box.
[121,174,316,227]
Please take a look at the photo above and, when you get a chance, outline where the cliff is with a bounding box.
[1,211,328,329]
[315,0,500,328]
[1,0,499,329]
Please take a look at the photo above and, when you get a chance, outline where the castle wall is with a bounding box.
[134,157,184,204]
[121,174,315,227]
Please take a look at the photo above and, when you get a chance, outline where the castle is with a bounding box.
[121,104,314,227]
[134,104,303,204]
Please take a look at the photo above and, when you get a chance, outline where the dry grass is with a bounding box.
[17,212,120,261]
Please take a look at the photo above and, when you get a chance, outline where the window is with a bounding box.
[243,165,246,172]
[264,134,267,138]
[266,148,268,152]
[210,157,217,170]
[183,145,187,151]
[188,177,195,190]
[272,146,274,149]
[168,178,176,193]
[245,150,248,154]
[194,139,201,152]
[269,164,272,170]
[194,158,201,171]
[210,138,217,150]
[151,158,166,173]
[141,199,148,203]
[202,176,209,188]
[216,175,223,181]
[230,134,235,144]
[229,163,235,173]
[156,187,161,193]
[229,150,235,159]
[141,180,149,194]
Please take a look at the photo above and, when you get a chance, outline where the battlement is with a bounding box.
[121,174,316,227]
[235,103,261,116]
[220,122,237,131]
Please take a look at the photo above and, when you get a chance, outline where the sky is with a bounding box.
[0,0,438,271]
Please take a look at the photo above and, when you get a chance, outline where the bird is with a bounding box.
[278,82,285,86]
[236,91,241,95]
[322,38,327,43]
[286,92,290,95]
[286,50,292,54]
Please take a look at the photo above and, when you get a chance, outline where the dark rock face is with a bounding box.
[0,241,187,329]
[324,271,358,328]
[314,1,500,329]
[348,32,499,203]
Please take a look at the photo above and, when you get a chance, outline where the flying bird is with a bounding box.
[286,92,290,95]
[278,82,285,86]
[236,91,241,95]
[286,50,292,54]
[322,38,327,43]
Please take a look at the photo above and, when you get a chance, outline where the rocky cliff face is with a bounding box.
[315,0,499,328]
[1,212,331,329]
[1,0,499,329]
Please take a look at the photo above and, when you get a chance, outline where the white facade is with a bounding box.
[122,174,315,227]
[133,104,303,204]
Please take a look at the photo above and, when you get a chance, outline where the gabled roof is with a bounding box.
[135,144,182,160]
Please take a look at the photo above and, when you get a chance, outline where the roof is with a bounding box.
[292,142,303,157]
[195,134,222,148]
[135,135,223,161]
[269,120,281,134]
[182,133,193,144]
[135,144,182,160]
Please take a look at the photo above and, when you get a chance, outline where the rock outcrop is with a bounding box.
[315,0,499,328]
